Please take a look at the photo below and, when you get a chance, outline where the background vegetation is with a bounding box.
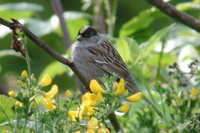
[0,0,200,132]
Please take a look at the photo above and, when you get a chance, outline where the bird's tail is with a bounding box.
[127,81,163,118]
[142,95,163,118]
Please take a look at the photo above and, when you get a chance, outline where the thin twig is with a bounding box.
[146,0,200,32]
[52,0,72,48]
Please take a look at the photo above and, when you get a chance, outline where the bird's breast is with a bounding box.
[72,46,105,82]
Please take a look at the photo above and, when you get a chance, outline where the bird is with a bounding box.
[72,26,163,118]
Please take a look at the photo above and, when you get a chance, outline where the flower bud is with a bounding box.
[15,101,23,107]
[191,88,198,97]
[8,90,16,97]
[66,90,73,99]
[90,79,105,94]
[21,70,28,78]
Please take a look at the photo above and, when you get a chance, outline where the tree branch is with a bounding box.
[0,17,88,89]
[146,0,200,32]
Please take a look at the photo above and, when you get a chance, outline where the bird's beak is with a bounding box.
[77,35,82,41]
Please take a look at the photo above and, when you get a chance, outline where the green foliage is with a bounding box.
[39,61,69,81]
[119,8,160,37]
[0,50,23,58]
[0,95,16,123]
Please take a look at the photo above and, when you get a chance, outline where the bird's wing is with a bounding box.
[86,40,138,92]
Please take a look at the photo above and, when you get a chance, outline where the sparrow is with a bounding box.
[72,26,162,118]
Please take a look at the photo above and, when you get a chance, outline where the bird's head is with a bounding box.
[77,26,98,41]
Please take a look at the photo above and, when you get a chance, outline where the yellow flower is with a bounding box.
[15,101,23,107]
[8,90,16,97]
[21,70,28,78]
[81,92,103,116]
[96,92,103,102]
[66,90,73,99]
[44,97,56,111]
[98,124,110,133]
[191,88,198,97]
[86,129,95,133]
[90,79,105,94]
[126,92,142,102]
[68,111,78,121]
[115,79,125,96]
[74,131,81,133]
[87,117,98,129]
[118,103,130,113]
[68,110,82,121]
[83,106,96,115]
[44,84,58,111]
[39,74,52,87]
[45,84,58,98]
[82,92,97,107]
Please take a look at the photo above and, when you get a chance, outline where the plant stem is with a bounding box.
[42,124,45,133]
[34,100,39,132]
[160,94,166,120]
[22,117,28,133]
[156,32,168,79]
[104,0,118,35]
[24,47,31,77]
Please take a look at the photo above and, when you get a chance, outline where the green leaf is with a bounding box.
[39,61,69,81]
[116,37,139,63]
[135,25,173,63]
[126,38,140,60]
[0,95,16,123]
[119,8,161,37]
[0,50,23,58]
[116,38,131,63]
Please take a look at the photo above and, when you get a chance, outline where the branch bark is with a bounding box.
[146,0,200,32]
